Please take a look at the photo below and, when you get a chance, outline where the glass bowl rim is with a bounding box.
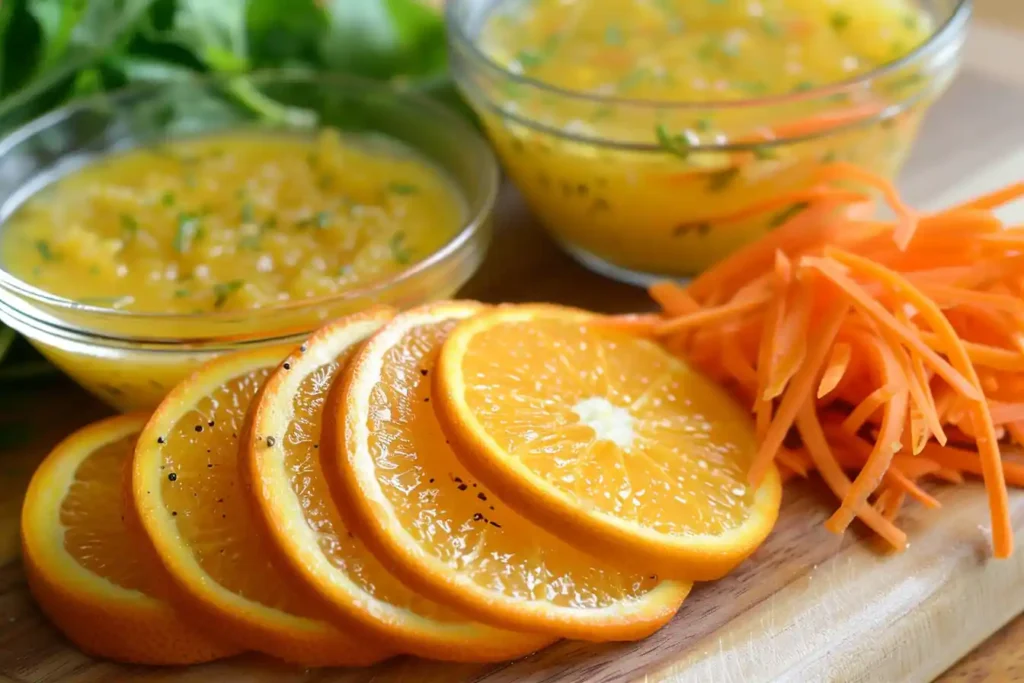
[445,0,972,111]
[0,69,499,327]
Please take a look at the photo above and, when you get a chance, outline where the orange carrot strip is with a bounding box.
[918,333,1024,372]
[886,467,941,510]
[933,468,964,485]
[795,403,907,548]
[755,104,884,142]
[764,283,815,400]
[654,292,770,336]
[687,198,849,301]
[949,181,1024,212]
[776,448,810,478]
[827,330,910,534]
[754,275,787,439]
[803,256,980,401]
[918,284,1024,315]
[816,162,920,249]
[987,402,1024,425]
[825,248,1012,557]
[817,342,852,399]
[649,281,700,317]
[750,297,850,487]
[841,385,897,435]
[919,444,1024,488]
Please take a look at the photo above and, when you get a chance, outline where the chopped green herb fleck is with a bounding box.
[654,124,691,160]
[793,80,815,92]
[830,11,851,32]
[263,216,278,231]
[212,280,244,309]
[173,289,191,298]
[902,13,918,30]
[706,167,740,193]
[821,150,839,164]
[760,17,782,37]
[516,49,546,68]
[313,211,331,229]
[160,191,176,207]
[88,266,100,276]
[240,201,255,224]
[604,25,624,46]
[35,240,57,262]
[336,265,352,277]
[768,202,809,228]
[120,214,139,235]
[694,117,712,133]
[736,81,768,96]
[174,213,200,253]
[619,67,650,91]
[752,146,779,161]
[886,72,924,94]
[696,39,718,62]
[389,231,413,265]
[388,182,418,195]
[238,235,261,251]
[592,105,616,121]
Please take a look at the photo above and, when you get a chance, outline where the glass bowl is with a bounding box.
[0,72,498,411]
[447,0,970,284]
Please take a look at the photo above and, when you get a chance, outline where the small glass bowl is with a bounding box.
[0,72,497,411]
[447,0,970,284]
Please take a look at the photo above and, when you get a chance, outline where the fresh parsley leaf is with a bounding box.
[173,212,200,253]
[35,239,58,261]
[654,124,691,160]
[389,231,412,265]
[212,280,244,308]
[388,182,418,195]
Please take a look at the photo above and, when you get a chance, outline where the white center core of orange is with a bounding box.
[572,397,635,450]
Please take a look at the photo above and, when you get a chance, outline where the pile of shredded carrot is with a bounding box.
[618,163,1024,558]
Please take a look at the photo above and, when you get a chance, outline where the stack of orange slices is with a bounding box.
[20,302,781,666]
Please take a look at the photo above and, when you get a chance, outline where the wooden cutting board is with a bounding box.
[4,11,1024,683]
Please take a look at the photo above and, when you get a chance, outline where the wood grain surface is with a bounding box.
[3,2,1024,681]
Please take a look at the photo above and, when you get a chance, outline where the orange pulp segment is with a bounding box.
[328,302,691,640]
[132,345,391,666]
[435,304,782,581]
[21,414,239,664]
[245,308,553,661]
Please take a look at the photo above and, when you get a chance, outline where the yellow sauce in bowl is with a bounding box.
[0,128,478,410]
[457,0,955,279]
[1,130,464,313]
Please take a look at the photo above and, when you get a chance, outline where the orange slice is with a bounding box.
[132,345,391,667]
[21,413,238,664]
[435,304,782,581]
[327,302,690,640]
[245,308,552,662]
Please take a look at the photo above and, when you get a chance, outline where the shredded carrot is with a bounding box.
[817,342,852,398]
[840,385,896,435]
[642,171,1024,558]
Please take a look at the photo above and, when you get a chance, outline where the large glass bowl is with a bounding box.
[447,0,970,284]
[0,72,498,411]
